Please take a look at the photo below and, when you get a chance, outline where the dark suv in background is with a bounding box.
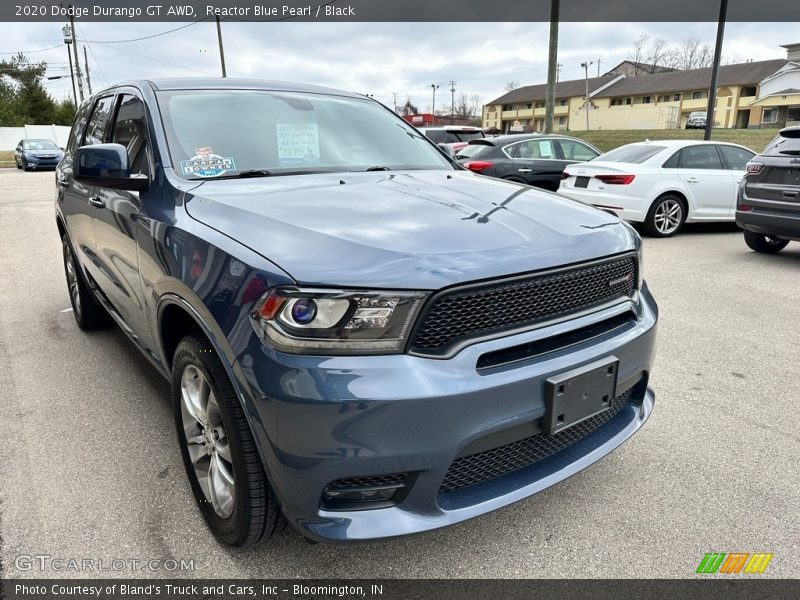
[56,78,657,547]
[737,127,800,253]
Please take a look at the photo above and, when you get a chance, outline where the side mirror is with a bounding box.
[437,143,456,158]
[75,143,148,191]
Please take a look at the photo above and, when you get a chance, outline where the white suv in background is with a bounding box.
[558,140,755,237]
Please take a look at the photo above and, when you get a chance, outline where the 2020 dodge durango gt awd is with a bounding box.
[56,78,658,546]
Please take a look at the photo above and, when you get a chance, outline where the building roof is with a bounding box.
[598,59,788,97]
[606,60,679,75]
[488,74,619,105]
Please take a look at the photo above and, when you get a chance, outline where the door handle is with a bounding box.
[88,196,105,208]
[518,168,533,173]
[686,177,699,183]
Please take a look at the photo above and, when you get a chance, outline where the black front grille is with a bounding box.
[410,256,636,355]
[439,389,633,494]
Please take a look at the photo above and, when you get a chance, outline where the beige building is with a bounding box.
[483,48,799,132]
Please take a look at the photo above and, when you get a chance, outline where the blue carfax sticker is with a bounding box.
[180,147,236,177]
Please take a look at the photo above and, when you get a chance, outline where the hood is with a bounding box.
[184,170,636,290]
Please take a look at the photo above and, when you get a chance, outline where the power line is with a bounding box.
[0,43,62,55]
[76,21,202,44]
[99,42,213,75]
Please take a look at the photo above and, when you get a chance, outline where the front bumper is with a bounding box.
[23,156,61,169]
[235,285,658,542]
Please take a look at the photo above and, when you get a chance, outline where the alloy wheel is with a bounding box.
[653,198,683,235]
[180,364,235,519]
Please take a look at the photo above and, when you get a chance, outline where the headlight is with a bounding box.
[250,287,428,355]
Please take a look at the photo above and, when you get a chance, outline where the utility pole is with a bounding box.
[431,83,439,126]
[705,0,728,140]
[62,24,78,107]
[556,63,563,82]
[580,61,594,130]
[215,15,227,77]
[597,58,601,77]
[69,11,84,101]
[83,46,92,95]
[543,0,559,134]
[392,92,398,113]
[449,80,456,116]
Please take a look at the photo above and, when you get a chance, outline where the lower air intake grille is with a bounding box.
[440,389,633,493]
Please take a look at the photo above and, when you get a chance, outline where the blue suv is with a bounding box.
[56,79,658,546]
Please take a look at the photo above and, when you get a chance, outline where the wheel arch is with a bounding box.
[652,189,690,215]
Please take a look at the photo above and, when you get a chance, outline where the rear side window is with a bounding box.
[597,144,666,164]
[505,139,557,159]
[677,145,723,169]
[111,94,150,176]
[718,145,754,170]
[82,95,115,146]
[558,139,599,161]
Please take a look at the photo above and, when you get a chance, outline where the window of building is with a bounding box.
[691,91,706,100]
[559,99,567,106]
[525,103,532,109]
[558,116,566,126]
[740,86,757,97]
[787,107,800,121]
[763,108,778,123]
[534,101,545,109]
[673,93,681,101]
[642,96,652,104]
[625,97,632,105]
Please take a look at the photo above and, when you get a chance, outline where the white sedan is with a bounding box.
[557,140,755,237]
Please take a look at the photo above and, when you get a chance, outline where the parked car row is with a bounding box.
[444,127,799,252]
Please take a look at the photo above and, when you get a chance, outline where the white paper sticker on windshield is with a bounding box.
[180,147,236,177]
[276,123,320,167]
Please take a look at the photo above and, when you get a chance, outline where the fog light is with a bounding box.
[321,474,410,510]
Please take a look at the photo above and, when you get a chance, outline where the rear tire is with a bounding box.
[62,235,110,330]
[644,194,686,237]
[743,230,789,254]
[172,333,284,546]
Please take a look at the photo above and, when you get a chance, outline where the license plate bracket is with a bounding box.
[575,176,590,188]
[544,357,619,435]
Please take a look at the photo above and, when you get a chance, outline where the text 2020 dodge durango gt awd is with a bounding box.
[55,79,658,546]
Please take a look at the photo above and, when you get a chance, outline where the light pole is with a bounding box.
[580,61,594,130]
[215,15,227,77]
[62,24,78,107]
[431,84,439,126]
[68,10,84,101]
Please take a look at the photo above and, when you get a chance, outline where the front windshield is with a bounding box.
[157,90,453,179]
[23,140,58,150]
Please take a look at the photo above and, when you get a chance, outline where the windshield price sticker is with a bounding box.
[276,123,320,166]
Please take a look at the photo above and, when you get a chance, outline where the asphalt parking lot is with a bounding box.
[0,168,798,579]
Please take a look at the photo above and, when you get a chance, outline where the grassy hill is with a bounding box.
[569,129,777,153]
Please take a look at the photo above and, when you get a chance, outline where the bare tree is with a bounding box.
[453,93,482,119]
[675,37,714,70]
[629,34,649,75]
[400,96,419,116]
[504,81,519,92]
[645,38,673,73]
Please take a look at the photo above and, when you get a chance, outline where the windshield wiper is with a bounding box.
[236,169,275,178]
[365,166,391,171]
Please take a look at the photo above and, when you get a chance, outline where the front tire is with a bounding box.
[644,195,686,237]
[62,236,110,329]
[172,334,284,546]
[743,230,789,254]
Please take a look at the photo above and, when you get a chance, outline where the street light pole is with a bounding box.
[431,84,439,126]
[704,0,728,140]
[215,15,227,77]
[83,46,92,95]
[544,0,560,133]
[580,61,594,130]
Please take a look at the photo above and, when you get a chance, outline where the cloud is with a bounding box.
[2,20,794,109]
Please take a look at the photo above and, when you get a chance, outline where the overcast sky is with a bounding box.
[2,21,796,109]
